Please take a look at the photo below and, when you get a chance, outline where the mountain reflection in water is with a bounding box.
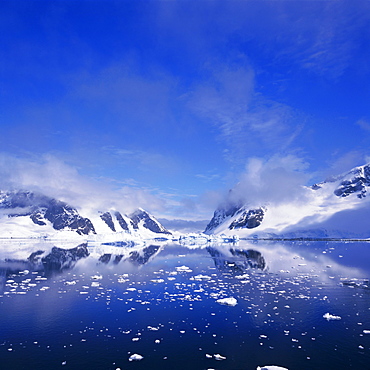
[207,246,266,273]
[0,239,370,370]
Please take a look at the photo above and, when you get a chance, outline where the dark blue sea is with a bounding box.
[1,239,370,369]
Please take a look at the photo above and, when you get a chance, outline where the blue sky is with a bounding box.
[1,0,370,221]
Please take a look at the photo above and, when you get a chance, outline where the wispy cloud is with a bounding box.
[265,1,370,79]
[195,172,220,182]
[101,146,178,173]
[0,153,167,215]
[224,154,311,208]
[323,150,370,180]
[158,218,209,234]
[188,64,302,163]
[356,119,370,133]
[69,60,178,129]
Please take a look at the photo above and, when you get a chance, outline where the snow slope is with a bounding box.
[205,163,370,238]
[0,190,171,240]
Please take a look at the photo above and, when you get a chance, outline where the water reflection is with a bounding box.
[206,246,266,273]
[0,239,370,369]
[98,244,162,266]
[0,239,369,281]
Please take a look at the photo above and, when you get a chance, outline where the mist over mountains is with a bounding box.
[0,190,171,239]
[0,162,369,239]
[205,163,370,238]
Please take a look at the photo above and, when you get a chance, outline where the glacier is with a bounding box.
[205,163,370,239]
[0,190,172,241]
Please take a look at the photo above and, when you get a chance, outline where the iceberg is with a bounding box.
[323,312,341,321]
[128,353,144,361]
[216,297,238,306]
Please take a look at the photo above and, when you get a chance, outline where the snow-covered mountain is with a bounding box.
[205,163,370,238]
[0,190,171,239]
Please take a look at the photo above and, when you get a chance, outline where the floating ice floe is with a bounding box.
[323,312,341,321]
[190,274,212,281]
[213,354,226,361]
[65,281,77,285]
[175,265,192,273]
[150,279,165,283]
[257,366,288,370]
[128,353,144,361]
[216,297,238,306]
[147,326,159,331]
[91,274,102,280]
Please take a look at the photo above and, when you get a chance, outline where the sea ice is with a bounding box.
[257,366,288,370]
[191,274,211,280]
[150,279,165,283]
[175,265,193,273]
[129,353,143,361]
[323,312,341,321]
[214,354,226,360]
[216,297,238,306]
[91,275,102,280]
[65,281,77,285]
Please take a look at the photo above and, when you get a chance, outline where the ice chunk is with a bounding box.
[191,274,212,281]
[128,353,144,361]
[91,275,102,280]
[175,265,192,273]
[216,297,237,306]
[257,366,288,370]
[150,279,165,283]
[147,326,159,331]
[323,313,341,321]
[214,354,226,360]
[65,281,77,285]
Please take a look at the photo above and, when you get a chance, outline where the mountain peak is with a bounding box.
[205,162,370,238]
[0,190,171,238]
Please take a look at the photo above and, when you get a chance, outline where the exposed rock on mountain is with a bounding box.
[204,203,242,234]
[0,191,95,235]
[229,208,265,230]
[129,208,171,234]
[0,190,171,238]
[205,163,370,238]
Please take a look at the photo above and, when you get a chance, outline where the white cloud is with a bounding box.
[225,154,311,208]
[323,151,369,180]
[69,60,177,129]
[0,153,167,215]
[101,146,178,173]
[188,64,302,163]
[158,218,208,233]
[357,119,370,132]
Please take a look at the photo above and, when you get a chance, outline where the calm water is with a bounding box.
[1,239,370,369]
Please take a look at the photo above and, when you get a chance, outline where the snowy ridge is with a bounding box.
[0,190,171,240]
[205,163,370,238]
